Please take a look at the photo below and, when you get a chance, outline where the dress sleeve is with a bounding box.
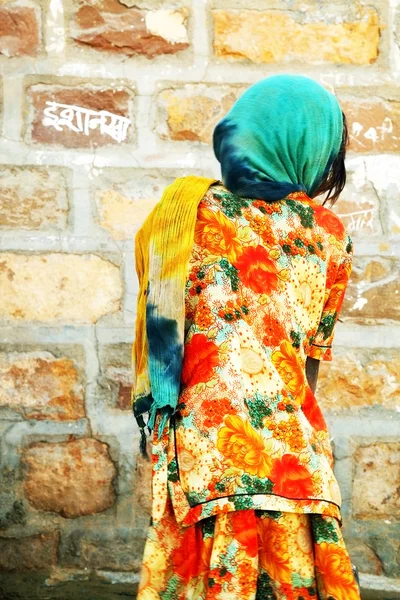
[307,236,353,362]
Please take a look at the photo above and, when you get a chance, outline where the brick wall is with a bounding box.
[0,0,399,598]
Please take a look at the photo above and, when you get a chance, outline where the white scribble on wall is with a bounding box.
[46,0,65,54]
[351,117,396,147]
[42,101,131,143]
[337,208,374,233]
[351,271,399,312]
[352,297,368,311]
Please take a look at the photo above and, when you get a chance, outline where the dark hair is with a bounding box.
[313,111,349,205]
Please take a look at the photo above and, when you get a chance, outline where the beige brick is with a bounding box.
[26,83,134,148]
[0,533,59,571]
[213,8,380,65]
[70,2,189,57]
[0,7,40,57]
[23,438,117,518]
[95,170,187,239]
[342,258,400,321]
[0,166,69,230]
[0,253,122,323]
[318,350,400,412]
[0,351,85,421]
[156,84,244,143]
[353,443,400,519]
[342,98,400,153]
[96,189,158,240]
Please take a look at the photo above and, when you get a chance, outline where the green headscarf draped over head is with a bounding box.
[213,75,343,201]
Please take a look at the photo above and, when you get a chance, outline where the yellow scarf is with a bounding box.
[132,175,217,453]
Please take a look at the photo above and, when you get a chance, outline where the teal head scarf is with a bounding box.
[213,75,343,201]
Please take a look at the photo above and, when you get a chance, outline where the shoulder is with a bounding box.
[312,203,347,241]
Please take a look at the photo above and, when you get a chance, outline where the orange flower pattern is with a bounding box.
[313,204,346,240]
[217,415,273,478]
[271,340,307,404]
[181,333,220,387]
[171,185,352,515]
[234,244,280,294]
[138,185,358,599]
[138,501,360,600]
[195,205,243,263]
[257,515,291,583]
[314,542,361,600]
[270,453,315,498]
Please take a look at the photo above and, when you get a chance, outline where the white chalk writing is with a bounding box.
[42,101,131,143]
[337,208,374,233]
[351,117,396,147]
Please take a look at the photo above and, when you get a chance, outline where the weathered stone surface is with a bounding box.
[116,385,131,411]
[100,344,132,409]
[156,84,244,143]
[26,84,134,148]
[95,170,187,238]
[0,499,27,531]
[342,258,400,321]
[213,8,380,65]
[0,7,40,57]
[352,443,400,519]
[133,451,152,517]
[0,533,59,571]
[0,253,121,323]
[96,189,158,240]
[0,466,27,531]
[0,351,85,420]
[342,98,400,153]
[22,438,117,518]
[70,2,189,58]
[346,540,383,576]
[0,572,139,600]
[318,350,400,412]
[359,575,400,600]
[0,166,69,230]
[60,527,145,571]
[333,162,381,237]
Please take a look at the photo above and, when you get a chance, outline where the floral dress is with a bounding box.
[137,186,360,600]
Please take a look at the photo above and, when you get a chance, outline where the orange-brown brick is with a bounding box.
[213,9,380,65]
[156,84,245,143]
[0,7,40,57]
[70,1,189,57]
[0,351,85,421]
[22,438,117,518]
[25,82,134,148]
[318,349,400,412]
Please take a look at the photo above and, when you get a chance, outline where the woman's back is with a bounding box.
[170,184,352,524]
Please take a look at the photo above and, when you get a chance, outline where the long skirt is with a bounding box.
[137,497,361,600]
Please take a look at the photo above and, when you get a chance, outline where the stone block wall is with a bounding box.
[0,0,399,598]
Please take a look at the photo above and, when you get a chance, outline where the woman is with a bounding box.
[133,75,360,600]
